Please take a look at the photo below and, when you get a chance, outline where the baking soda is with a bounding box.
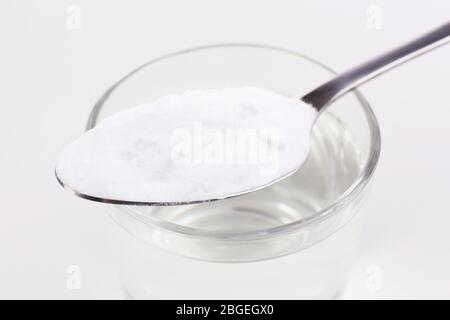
[56,87,317,203]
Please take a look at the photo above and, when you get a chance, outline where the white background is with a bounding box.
[0,0,449,299]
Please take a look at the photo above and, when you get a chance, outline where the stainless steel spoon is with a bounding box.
[57,22,450,206]
[302,21,450,111]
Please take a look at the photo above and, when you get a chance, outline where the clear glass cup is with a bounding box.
[87,44,381,299]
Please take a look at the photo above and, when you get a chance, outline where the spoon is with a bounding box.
[57,22,450,206]
[301,22,450,112]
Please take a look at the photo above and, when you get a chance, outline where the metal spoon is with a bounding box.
[302,22,450,112]
[57,22,450,206]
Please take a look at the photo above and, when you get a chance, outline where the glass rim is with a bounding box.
[87,43,381,241]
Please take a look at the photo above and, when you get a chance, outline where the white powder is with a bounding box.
[56,87,317,203]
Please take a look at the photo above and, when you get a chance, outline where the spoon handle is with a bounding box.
[302,22,450,111]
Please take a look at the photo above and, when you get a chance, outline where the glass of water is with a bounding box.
[88,44,381,299]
